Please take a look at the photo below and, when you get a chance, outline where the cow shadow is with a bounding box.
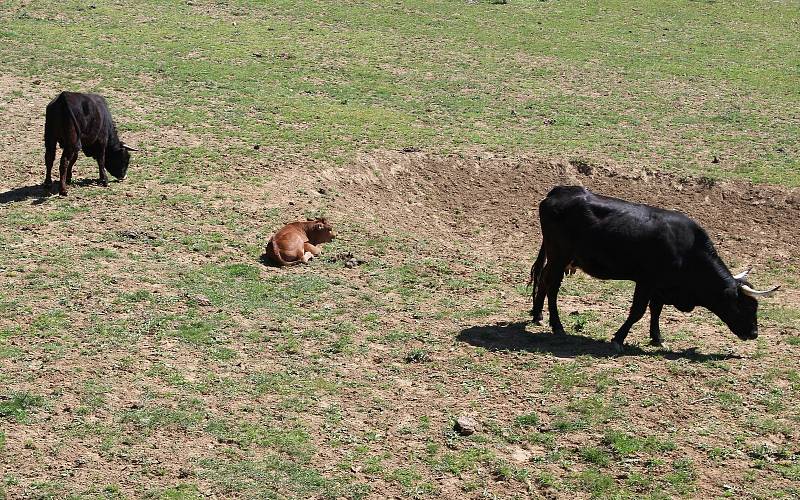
[0,179,113,205]
[0,184,53,205]
[457,321,741,362]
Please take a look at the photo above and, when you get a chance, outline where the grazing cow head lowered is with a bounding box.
[44,91,136,196]
[713,268,779,340]
[265,217,337,267]
[529,186,780,352]
[105,142,136,180]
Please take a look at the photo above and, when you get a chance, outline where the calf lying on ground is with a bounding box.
[265,218,336,266]
[44,91,136,196]
[529,186,779,352]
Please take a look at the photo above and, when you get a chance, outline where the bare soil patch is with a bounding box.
[1,103,798,497]
[321,150,799,271]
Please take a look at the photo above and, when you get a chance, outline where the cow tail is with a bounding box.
[527,240,547,299]
[44,114,56,161]
[44,95,62,157]
[64,96,82,151]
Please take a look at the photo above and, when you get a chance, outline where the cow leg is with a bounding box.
[611,283,651,352]
[304,242,322,257]
[97,150,109,187]
[44,144,56,188]
[58,150,79,196]
[531,261,555,323]
[65,151,78,194]
[648,300,664,346]
[66,156,76,185]
[542,262,567,334]
[58,153,67,192]
[283,246,311,264]
[531,286,545,323]
[58,150,73,196]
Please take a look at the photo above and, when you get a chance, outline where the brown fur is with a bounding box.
[265,218,336,266]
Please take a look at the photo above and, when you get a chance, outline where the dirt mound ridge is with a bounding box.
[321,151,800,270]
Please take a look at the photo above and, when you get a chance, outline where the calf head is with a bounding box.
[105,143,136,180]
[305,218,336,245]
[714,268,779,340]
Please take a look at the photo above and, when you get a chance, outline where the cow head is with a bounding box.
[714,268,779,340]
[105,143,136,180]
[306,218,336,245]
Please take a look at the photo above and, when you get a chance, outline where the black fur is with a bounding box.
[44,91,131,195]
[530,186,761,346]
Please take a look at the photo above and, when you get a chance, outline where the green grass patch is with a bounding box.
[514,412,540,428]
[0,392,45,422]
[198,455,367,499]
[206,419,313,458]
[179,263,329,317]
[145,484,203,500]
[603,430,676,457]
[579,447,611,467]
[3,0,798,185]
[544,362,587,391]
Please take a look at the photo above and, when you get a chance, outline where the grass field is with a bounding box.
[2,0,799,184]
[1,0,799,498]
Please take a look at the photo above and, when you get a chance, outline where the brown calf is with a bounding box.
[265,218,336,266]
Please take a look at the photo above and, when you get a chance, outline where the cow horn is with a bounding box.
[740,283,780,299]
[122,144,138,151]
[732,267,751,281]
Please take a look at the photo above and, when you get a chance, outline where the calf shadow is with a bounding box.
[259,253,280,268]
[457,321,741,362]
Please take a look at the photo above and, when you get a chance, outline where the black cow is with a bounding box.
[44,91,136,196]
[529,186,779,351]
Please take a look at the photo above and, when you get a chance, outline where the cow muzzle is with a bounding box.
[741,328,758,340]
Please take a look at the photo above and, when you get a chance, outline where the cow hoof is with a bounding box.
[59,191,68,197]
[649,339,664,348]
[551,325,566,335]
[611,340,624,354]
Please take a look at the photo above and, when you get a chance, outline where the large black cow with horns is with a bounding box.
[529,186,779,352]
[44,91,136,196]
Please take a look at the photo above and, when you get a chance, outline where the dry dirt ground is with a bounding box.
[1,80,799,499]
